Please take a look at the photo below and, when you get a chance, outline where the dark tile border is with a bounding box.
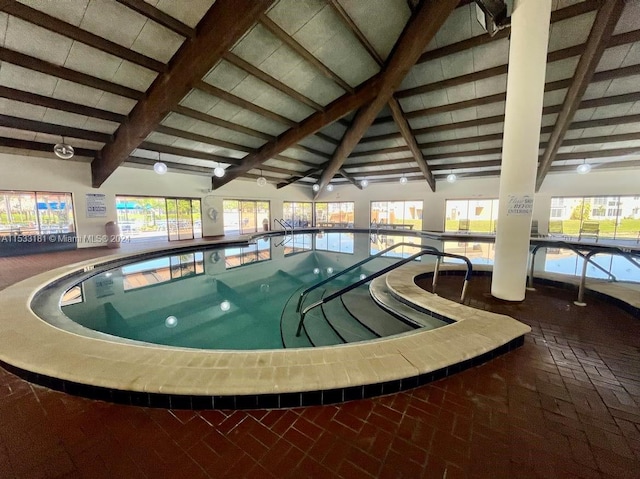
[0,335,524,410]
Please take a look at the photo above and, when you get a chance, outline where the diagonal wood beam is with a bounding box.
[327,0,384,66]
[315,0,459,192]
[387,96,435,191]
[91,0,274,187]
[535,0,624,191]
[115,0,195,38]
[223,52,324,112]
[212,75,382,189]
[259,14,353,93]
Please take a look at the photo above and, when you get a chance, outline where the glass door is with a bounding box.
[166,199,179,241]
[177,199,194,240]
[240,201,256,234]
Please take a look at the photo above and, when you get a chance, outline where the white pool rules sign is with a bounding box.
[86,193,107,218]
[506,195,533,216]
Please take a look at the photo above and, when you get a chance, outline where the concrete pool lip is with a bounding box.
[0,245,533,408]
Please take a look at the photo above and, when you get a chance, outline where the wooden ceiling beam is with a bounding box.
[195,81,296,127]
[415,0,601,65]
[91,0,274,187]
[388,97,435,190]
[223,52,324,112]
[327,0,384,66]
[1,2,165,72]
[172,105,274,142]
[0,47,143,100]
[0,85,125,124]
[0,113,111,143]
[537,0,625,191]
[139,142,243,166]
[315,0,459,194]
[212,74,383,188]
[0,137,97,158]
[259,14,353,93]
[154,125,255,154]
[115,0,195,39]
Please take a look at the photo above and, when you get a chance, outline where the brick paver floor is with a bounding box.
[0,247,639,478]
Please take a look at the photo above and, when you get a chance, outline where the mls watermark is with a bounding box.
[1,235,131,244]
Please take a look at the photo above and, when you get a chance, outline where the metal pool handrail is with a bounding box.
[528,241,618,288]
[296,249,473,337]
[295,242,438,313]
[575,248,640,306]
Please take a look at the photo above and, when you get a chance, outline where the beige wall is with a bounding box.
[1,151,638,244]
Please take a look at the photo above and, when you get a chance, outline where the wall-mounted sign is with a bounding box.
[507,195,533,216]
[86,193,107,218]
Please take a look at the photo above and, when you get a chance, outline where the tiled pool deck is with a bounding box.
[0,241,639,478]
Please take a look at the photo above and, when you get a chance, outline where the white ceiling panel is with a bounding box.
[17,0,90,26]
[596,44,632,72]
[0,98,46,121]
[548,11,596,52]
[545,57,580,83]
[131,18,184,63]
[451,108,479,124]
[64,42,122,83]
[4,16,73,66]
[80,0,146,48]
[52,79,105,108]
[471,38,510,71]
[152,0,216,28]
[111,61,157,92]
[0,125,37,141]
[338,0,410,60]
[82,117,119,135]
[180,89,221,113]
[41,109,90,130]
[445,83,477,103]
[614,0,640,35]
[604,74,640,96]
[620,42,640,67]
[439,50,474,79]
[95,93,136,115]
[432,4,473,49]
[474,75,507,97]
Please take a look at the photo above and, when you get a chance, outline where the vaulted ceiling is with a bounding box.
[0,0,638,194]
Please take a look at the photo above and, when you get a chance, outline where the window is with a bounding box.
[0,190,74,236]
[284,233,313,256]
[223,200,270,235]
[314,202,354,227]
[315,231,354,254]
[371,200,423,230]
[225,238,272,269]
[116,196,201,241]
[444,199,498,233]
[283,202,312,227]
[549,195,640,240]
[122,252,204,291]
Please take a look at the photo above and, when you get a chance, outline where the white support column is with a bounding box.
[491,0,552,301]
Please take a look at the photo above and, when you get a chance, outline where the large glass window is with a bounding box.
[122,252,204,291]
[223,200,270,235]
[225,238,272,269]
[371,201,423,230]
[0,190,74,235]
[116,196,201,241]
[315,231,354,254]
[314,202,354,227]
[283,202,312,228]
[444,199,499,233]
[548,195,640,240]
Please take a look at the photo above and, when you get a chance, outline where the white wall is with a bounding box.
[1,151,638,243]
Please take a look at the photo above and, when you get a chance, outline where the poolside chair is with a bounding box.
[579,221,600,242]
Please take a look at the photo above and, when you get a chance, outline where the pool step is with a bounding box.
[341,288,416,336]
[369,276,450,330]
[321,286,379,343]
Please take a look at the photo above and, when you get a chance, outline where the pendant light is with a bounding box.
[446,171,457,183]
[400,175,408,184]
[153,152,167,175]
[257,170,267,186]
[213,162,225,178]
[576,160,591,175]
